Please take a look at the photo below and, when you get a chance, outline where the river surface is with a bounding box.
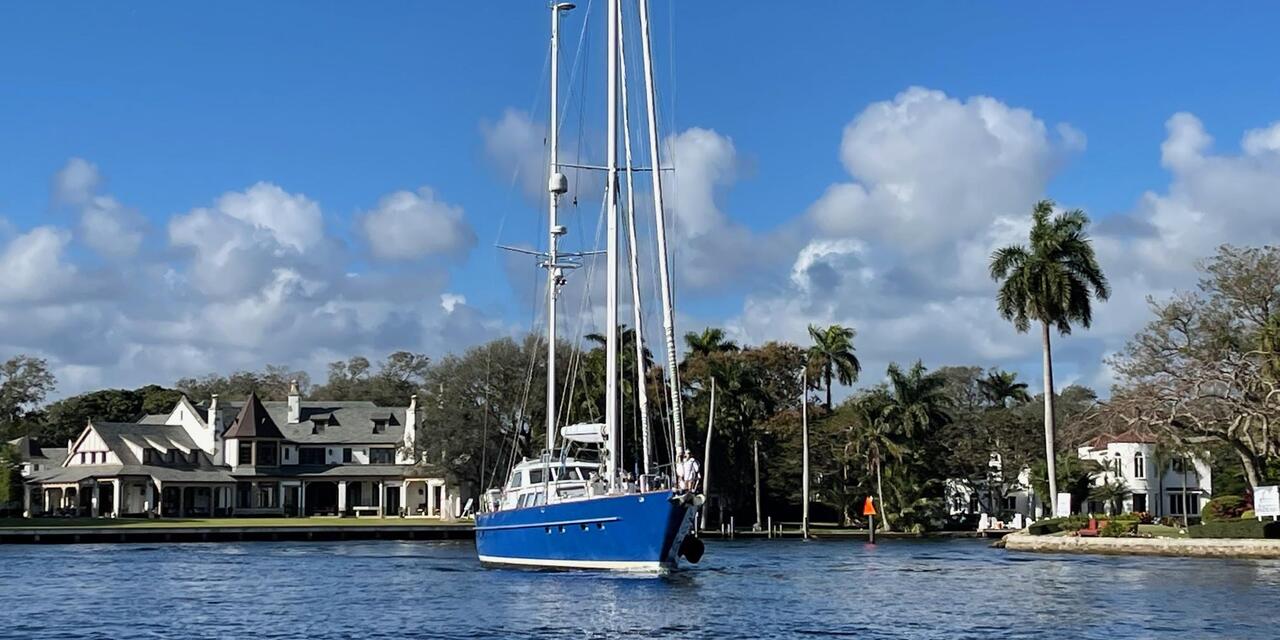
[2,538,1275,639]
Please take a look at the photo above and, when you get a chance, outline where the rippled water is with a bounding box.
[3,538,1276,639]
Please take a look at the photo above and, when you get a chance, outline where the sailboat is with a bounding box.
[474,0,704,572]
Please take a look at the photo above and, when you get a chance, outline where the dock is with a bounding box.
[0,519,475,545]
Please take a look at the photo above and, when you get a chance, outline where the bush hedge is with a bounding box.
[1201,496,1249,522]
[1027,516,1087,536]
[1187,519,1280,539]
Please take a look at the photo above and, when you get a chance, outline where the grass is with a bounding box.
[0,517,471,530]
[1137,524,1187,538]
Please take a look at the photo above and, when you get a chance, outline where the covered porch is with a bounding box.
[402,477,452,519]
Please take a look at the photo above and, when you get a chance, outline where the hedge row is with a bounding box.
[1027,516,1087,536]
[1187,519,1280,539]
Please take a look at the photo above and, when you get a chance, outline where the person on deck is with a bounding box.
[680,449,701,494]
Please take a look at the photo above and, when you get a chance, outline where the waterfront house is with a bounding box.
[21,384,461,520]
[1077,430,1211,519]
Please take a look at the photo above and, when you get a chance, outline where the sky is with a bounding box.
[3,2,1280,400]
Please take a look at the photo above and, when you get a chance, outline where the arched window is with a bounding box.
[1134,451,1146,479]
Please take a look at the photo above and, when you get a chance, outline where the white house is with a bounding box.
[1077,430,1212,518]
[21,384,460,520]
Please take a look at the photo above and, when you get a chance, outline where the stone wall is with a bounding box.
[1004,531,1280,558]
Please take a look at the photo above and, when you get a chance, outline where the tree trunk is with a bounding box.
[875,451,887,532]
[1230,440,1263,489]
[1041,321,1059,514]
[825,366,833,411]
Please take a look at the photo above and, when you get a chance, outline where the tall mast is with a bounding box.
[637,0,685,456]
[604,0,621,490]
[545,2,575,456]
[617,1,653,476]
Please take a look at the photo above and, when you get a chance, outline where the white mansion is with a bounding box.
[16,384,460,520]
[947,429,1212,521]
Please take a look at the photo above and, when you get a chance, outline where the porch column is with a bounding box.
[377,481,385,517]
[177,485,186,517]
[300,481,308,518]
[337,481,348,515]
[145,481,155,517]
[399,483,408,517]
[112,480,123,518]
[23,484,32,518]
[426,482,436,517]
[441,484,451,520]
[90,481,100,518]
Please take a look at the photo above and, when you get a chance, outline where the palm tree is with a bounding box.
[683,327,739,359]
[977,369,1031,409]
[806,324,862,410]
[849,391,903,530]
[990,200,1109,510]
[881,361,950,438]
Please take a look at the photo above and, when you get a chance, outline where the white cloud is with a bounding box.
[359,187,476,260]
[0,227,79,303]
[52,157,102,206]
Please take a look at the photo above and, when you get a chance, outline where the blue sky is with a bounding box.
[3,2,1280,398]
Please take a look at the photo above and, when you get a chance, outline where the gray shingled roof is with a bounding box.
[215,399,413,445]
[8,436,67,465]
[90,421,201,466]
[31,464,235,484]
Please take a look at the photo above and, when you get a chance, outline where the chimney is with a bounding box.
[288,380,301,424]
[403,394,419,463]
[208,394,219,432]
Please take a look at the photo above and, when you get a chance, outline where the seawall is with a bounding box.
[0,523,474,545]
[1003,531,1280,559]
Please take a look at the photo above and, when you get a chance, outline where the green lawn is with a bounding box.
[0,517,471,529]
[1137,524,1187,538]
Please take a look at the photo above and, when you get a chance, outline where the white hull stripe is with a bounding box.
[478,554,670,572]
[474,516,621,532]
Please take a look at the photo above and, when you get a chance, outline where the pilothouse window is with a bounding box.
[529,469,545,484]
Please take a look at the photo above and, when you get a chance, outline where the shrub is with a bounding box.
[1099,519,1130,537]
[1201,496,1249,522]
[1133,511,1155,525]
[1241,510,1256,520]
[1187,519,1280,539]
[1027,516,1087,536]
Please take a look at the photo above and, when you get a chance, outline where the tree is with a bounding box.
[42,385,184,444]
[990,199,1109,506]
[0,442,22,509]
[846,391,902,529]
[806,324,862,410]
[1103,246,1280,488]
[176,366,310,401]
[683,327,739,359]
[0,355,56,440]
[978,369,1031,409]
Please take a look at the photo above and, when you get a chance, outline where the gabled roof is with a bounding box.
[213,399,412,445]
[7,436,66,465]
[224,393,286,439]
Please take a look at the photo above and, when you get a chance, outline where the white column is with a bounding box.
[337,481,348,515]
[23,485,32,518]
[299,481,307,518]
[90,482,100,518]
[441,484,452,521]
[399,483,408,517]
[377,481,385,518]
[145,482,155,516]
[112,480,123,518]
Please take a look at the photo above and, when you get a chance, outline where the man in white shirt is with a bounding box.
[680,449,701,494]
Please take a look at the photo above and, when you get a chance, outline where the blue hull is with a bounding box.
[474,490,696,572]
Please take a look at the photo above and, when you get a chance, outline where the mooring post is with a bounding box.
[730,516,735,539]
[768,516,773,539]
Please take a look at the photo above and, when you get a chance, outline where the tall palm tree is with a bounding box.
[977,369,1031,409]
[806,324,862,410]
[683,327,739,359]
[990,199,1109,509]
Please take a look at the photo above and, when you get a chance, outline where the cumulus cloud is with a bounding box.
[0,227,79,303]
[51,158,147,259]
[52,157,102,206]
[359,187,476,260]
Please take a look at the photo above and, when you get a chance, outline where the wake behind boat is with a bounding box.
[474,0,704,573]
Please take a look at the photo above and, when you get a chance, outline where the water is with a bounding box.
[2,538,1276,639]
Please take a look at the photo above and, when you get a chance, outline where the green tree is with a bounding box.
[990,199,1109,505]
[42,385,184,444]
[683,327,739,359]
[0,442,22,509]
[0,355,56,440]
[806,324,862,410]
[978,369,1031,408]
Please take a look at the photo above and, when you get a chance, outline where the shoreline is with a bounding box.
[0,519,474,545]
[1003,531,1280,559]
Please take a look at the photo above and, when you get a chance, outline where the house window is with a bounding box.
[342,448,353,463]
[284,448,291,462]
[369,448,395,464]
[1003,496,1017,511]
[239,442,253,465]
[1133,493,1148,513]
[143,450,153,464]
[257,441,279,466]
[1134,452,1145,479]
[1169,493,1186,515]
[372,421,386,434]
[299,447,325,465]
[1171,458,1186,474]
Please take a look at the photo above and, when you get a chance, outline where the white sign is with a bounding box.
[1055,492,1073,518]
[1255,485,1280,518]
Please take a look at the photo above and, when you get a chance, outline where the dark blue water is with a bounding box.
[2,538,1275,639]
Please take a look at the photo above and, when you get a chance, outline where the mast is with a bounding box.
[546,2,574,456]
[802,368,810,540]
[604,0,620,490]
[617,2,653,477]
[637,0,685,456]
